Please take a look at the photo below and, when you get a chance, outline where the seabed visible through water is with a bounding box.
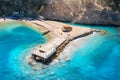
[0,21,120,80]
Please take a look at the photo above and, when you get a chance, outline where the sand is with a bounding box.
[0,18,93,40]
[30,20,93,40]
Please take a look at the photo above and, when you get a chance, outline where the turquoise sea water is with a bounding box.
[0,22,120,80]
[0,22,46,80]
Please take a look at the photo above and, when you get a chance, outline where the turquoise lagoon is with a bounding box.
[0,22,120,80]
[0,22,46,80]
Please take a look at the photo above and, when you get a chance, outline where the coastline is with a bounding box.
[0,18,50,41]
[28,20,95,64]
[0,18,98,65]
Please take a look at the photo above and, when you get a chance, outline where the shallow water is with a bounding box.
[0,22,46,80]
[0,22,120,80]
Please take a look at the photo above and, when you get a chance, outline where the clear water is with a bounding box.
[0,22,120,80]
[0,22,46,80]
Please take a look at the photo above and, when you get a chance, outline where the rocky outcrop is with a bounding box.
[41,0,120,26]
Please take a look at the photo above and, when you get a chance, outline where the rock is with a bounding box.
[42,65,48,69]
[28,59,36,66]
[35,57,41,61]
[26,55,32,60]
[101,30,107,34]
[93,29,101,32]
[56,56,61,60]
[65,57,71,61]
[33,66,39,71]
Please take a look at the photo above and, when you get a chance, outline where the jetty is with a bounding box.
[30,20,94,64]
[32,35,69,62]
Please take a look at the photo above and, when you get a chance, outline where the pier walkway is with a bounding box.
[32,35,69,61]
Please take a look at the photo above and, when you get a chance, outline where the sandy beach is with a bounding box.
[0,18,92,39]
[30,20,93,40]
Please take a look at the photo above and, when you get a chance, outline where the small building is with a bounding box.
[62,25,72,32]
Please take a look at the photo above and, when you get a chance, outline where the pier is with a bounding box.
[30,20,94,64]
[32,35,69,62]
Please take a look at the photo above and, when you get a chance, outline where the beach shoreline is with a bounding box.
[0,18,99,65]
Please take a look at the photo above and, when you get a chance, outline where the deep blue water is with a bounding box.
[0,22,120,80]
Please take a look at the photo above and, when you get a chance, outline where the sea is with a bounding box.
[0,21,120,80]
